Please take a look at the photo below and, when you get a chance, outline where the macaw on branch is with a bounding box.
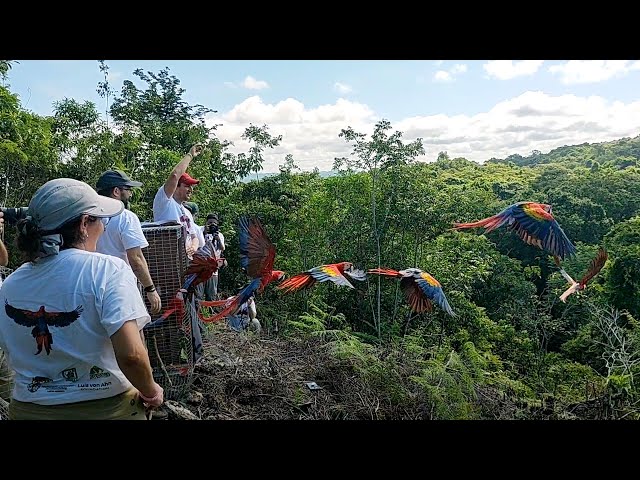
[558,248,608,303]
[276,262,367,293]
[453,201,577,262]
[368,267,455,316]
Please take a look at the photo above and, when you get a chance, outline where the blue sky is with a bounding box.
[6,60,640,172]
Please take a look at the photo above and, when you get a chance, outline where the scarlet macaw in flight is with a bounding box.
[199,216,284,322]
[276,262,367,293]
[367,267,455,316]
[181,238,225,293]
[558,248,608,303]
[453,201,577,262]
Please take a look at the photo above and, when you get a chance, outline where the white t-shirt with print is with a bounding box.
[0,249,150,405]
[96,209,148,264]
[152,186,204,253]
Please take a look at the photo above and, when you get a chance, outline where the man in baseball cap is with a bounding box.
[95,170,162,315]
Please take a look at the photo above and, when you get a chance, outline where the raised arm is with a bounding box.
[163,144,204,198]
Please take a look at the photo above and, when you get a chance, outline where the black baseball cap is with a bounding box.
[96,169,143,192]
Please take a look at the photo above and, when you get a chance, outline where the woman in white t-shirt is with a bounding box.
[0,178,164,420]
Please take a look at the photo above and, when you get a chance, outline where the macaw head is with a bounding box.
[543,204,553,214]
[273,270,286,282]
[338,262,353,272]
[399,267,422,277]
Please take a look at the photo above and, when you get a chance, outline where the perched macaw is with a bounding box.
[453,201,577,262]
[182,239,225,293]
[199,216,284,323]
[558,248,608,303]
[277,262,367,293]
[368,267,455,316]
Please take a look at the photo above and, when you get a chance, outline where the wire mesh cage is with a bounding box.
[140,223,196,401]
[0,266,15,420]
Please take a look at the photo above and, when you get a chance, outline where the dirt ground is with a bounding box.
[154,323,615,421]
[159,323,377,420]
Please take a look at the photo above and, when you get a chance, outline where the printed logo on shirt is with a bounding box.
[4,301,84,356]
[61,367,78,382]
[89,366,111,379]
[27,376,53,393]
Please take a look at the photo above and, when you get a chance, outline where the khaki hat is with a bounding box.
[29,178,124,231]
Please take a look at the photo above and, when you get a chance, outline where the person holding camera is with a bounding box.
[0,178,163,420]
[95,170,162,315]
[202,213,226,301]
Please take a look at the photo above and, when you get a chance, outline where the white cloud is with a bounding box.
[548,60,640,84]
[224,81,237,88]
[433,71,452,83]
[242,75,269,90]
[334,82,353,94]
[483,60,544,80]
[206,91,640,172]
[433,63,468,83]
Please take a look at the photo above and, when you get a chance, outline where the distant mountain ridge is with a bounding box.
[487,134,640,169]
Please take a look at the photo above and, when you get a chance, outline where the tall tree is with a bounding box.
[333,119,424,338]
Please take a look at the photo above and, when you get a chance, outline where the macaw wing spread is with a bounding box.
[239,216,276,278]
[580,248,608,286]
[400,278,432,313]
[310,265,354,288]
[414,279,455,316]
[511,205,576,260]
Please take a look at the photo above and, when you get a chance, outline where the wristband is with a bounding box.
[144,285,156,293]
[139,384,162,403]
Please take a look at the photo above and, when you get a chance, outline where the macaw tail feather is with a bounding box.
[199,299,228,308]
[453,214,504,233]
[276,273,315,293]
[198,310,228,323]
[367,268,401,277]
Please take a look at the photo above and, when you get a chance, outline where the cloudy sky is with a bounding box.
[7,60,640,172]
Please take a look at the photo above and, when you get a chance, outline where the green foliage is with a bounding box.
[3,65,640,419]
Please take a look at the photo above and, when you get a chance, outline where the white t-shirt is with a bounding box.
[202,228,225,277]
[0,249,150,405]
[152,186,204,253]
[96,209,148,264]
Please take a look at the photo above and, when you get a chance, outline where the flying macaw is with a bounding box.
[367,267,455,316]
[453,201,577,262]
[276,262,367,293]
[182,238,225,293]
[199,216,284,323]
[558,248,608,303]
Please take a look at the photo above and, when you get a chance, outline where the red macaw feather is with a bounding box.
[579,248,608,287]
